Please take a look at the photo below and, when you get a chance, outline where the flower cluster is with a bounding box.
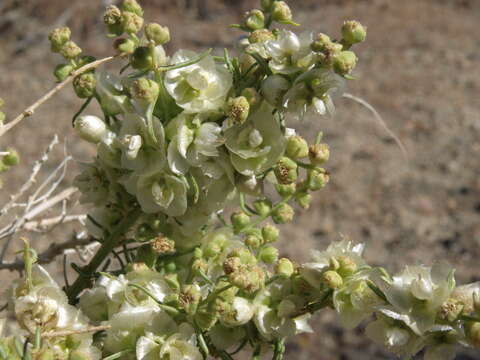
[1,1,479,360]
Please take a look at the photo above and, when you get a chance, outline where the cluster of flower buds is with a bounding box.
[2,1,478,360]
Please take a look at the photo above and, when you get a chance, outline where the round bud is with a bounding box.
[248,29,274,43]
[48,27,71,53]
[104,5,124,36]
[3,148,19,167]
[276,258,294,277]
[122,0,144,16]
[467,322,480,348]
[244,9,265,31]
[231,211,250,233]
[333,51,358,76]
[286,136,309,159]
[259,246,279,264]
[59,40,82,59]
[322,270,343,289]
[311,33,332,53]
[113,38,135,55]
[261,0,274,11]
[309,143,330,165]
[131,46,154,70]
[271,1,293,24]
[53,64,73,82]
[253,199,272,217]
[228,248,257,266]
[342,20,367,45]
[337,256,357,276]
[274,157,298,184]
[223,256,242,275]
[74,115,108,144]
[164,260,177,273]
[307,169,329,191]
[226,96,250,126]
[275,183,296,198]
[130,78,160,104]
[145,23,170,45]
[271,203,294,224]
[122,11,144,34]
[73,73,96,98]
[295,192,311,209]
[262,224,279,243]
[245,234,262,249]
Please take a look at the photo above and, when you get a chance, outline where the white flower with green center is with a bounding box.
[165,112,224,175]
[74,162,110,206]
[300,240,365,289]
[374,263,456,335]
[165,50,232,114]
[225,102,285,176]
[263,30,315,74]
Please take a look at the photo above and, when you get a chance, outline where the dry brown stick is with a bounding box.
[41,325,111,338]
[0,55,117,138]
[22,214,86,232]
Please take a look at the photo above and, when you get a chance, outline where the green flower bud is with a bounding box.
[131,46,154,70]
[145,23,170,45]
[311,33,332,53]
[245,233,262,249]
[122,11,144,34]
[259,246,279,264]
[48,27,71,53]
[74,115,108,144]
[286,135,309,159]
[151,235,175,254]
[231,211,250,233]
[226,96,250,126]
[253,199,272,217]
[3,148,19,167]
[241,87,261,109]
[180,285,202,314]
[342,20,367,45]
[271,203,294,224]
[306,169,329,191]
[204,242,222,259]
[69,351,90,360]
[322,270,343,289]
[439,298,464,322]
[104,5,124,36]
[164,274,180,291]
[229,265,265,293]
[73,73,96,98]
[274,156,298,184]
[309,143,329,165]
[122,0,144,16]
[333,50,358,76]
[164,260,177,273]
[243,9,265,31]
[114,38,136,54]
[228,248,257,266]
[467,322,480,348]
[262,224,279,243]
[337,256,357,276]
[271,1,293,24]
[261,0,274,11]
[59,40,82,59]
[295,192,311,209]
[130,78,159,104]
[275,183,296,197]
[249,29,274,43]
[276,258,294,277]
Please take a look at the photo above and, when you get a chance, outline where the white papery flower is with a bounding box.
[165,50,232,114]
[74,162,111,206]
[374,263,455,335]
[95,70,129,116]
[300,240,365,289]
[209,324,245,351]
[221,297,255,327]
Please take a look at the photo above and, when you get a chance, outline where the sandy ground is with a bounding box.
[0,0,479,358]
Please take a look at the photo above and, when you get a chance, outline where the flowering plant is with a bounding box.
[0,1,479,359]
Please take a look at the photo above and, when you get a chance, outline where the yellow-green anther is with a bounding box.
[309,143,330,165]
[275,183,296,197]
[259,246,279,264]
[48,27,71,53]
[130,78,160,104]
[323,270,343,289]
[276,258,294,277]
[122,0,144,16]
[114,38,136,54]
[244,9,265,31]
[271,203,294,224]
[3,148,19,167]
[271,1,293,24]
[307,169,329,191]
[104,5,124,36]
[274,156,298,184]
[262,224,279,243]
[73,73,96,98]
[59,40,82,59]
[131,46,154,70]
[248,29,274,43]
[333,50,358,75]
[231,211,250,233]
[295,192,311,209]
[122,11,144,34]
[342,20,367,45]
[145,23,170,45]
[286,135,309,159]
[227,96,250,125]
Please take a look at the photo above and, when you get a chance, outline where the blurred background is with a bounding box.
[0,0,479,358]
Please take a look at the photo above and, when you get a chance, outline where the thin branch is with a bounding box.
[22,214,85,232]
[0,55,117,138]
[41,325,110,339]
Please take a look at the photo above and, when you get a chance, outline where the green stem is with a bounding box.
[67,208,142,303]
